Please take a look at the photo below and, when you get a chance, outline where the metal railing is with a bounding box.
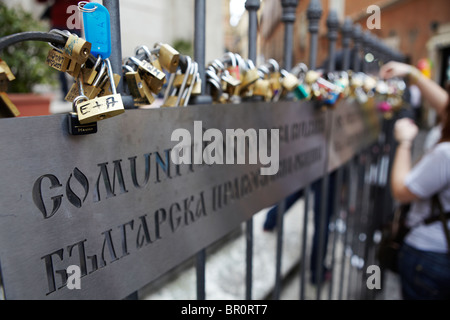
[0,0,406,300]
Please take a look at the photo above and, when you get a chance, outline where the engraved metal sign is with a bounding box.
[328,98,380,172]
[0,100,378,299]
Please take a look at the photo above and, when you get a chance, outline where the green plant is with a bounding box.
[172,38,194,58]
[0,3,58,93]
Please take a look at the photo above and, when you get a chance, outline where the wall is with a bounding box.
[1,0,225,66]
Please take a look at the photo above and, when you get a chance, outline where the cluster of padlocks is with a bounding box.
[203,51,406,114]
[0,2,407,136]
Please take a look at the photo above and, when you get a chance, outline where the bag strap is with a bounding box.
[431,194,450,254]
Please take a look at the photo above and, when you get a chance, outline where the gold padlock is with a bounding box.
[63,34,91,65]
[281,72,300,91]
[0,59,16,82]
[81,56,103,85]
[157,43,180,74]
[0,60,15,92]
[126,71,144,98]
[305,70,320,85]
[125,69,156,103]
[0,74,8,92]
[46,48,68,72]
[76,60,124,124]
[0,92,20,117]
[240,68,260,89]
[270,72,282,92]
[162,95,179,107]
[62,58,82,78]
[131,57,166,93]
[253,79,270,96]
[192,78,202,95]
[99,73,121,97]
[174,73,194,87]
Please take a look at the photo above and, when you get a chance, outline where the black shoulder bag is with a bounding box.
[377,195,450,273]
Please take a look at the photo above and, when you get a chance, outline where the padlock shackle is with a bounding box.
[122,65,135,73]
[72,95,89,113]
[268,59,280,72]
[105,58,118,95]
[178,55,189,73]
[176,56,193,106]
[92,62,108,87]
[183,62,198,106]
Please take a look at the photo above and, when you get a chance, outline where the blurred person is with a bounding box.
[381,61,450,299]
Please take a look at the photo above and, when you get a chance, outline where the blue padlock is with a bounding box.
[323,91,340,105]
[82,2,112,59]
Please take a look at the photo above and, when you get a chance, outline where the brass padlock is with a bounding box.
[224,52,240,81]
[130,57,166,93]
[46,48,69,72]
[192,77,202,95]
[157,43,180,74]
[81,56,103,85]
[222,71,241,95]
[68,95,98,135]
[281,71,300,92]
[0,60,15,92]
[65,62,107,102]
[270,71,282,93]
[174,73,194,87]
[240,67,260,90]
[0,59,16,82]
[305,70,321,85]
[162,95,179,107]
[62,57,82,78]
[63,34,91,65]
[0,92,20,117]
[253,79,270,97]
[125,71,155,105]
[76,59,125,124]
[0,74,8,92]
[99,73,121,97]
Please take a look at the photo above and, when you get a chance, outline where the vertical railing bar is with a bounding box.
[348,154,364,300]
[192,0,213,106]
[315,110,332,300]
[352,24,362,72]
[360,148,375,299]
[246,0,260,64]
[338,160,353,300]
[347,156,361,300]
[300,186,310,300]
[307,0,322,70]
[362,31,371,74]
[245,218,253,300]
[103,0,124,94]
[244,0,260,300]
[281,0,298,71]
[193,0,207,300]
[326,10,339,74]
[356,150,369,299]
[327,167,343,300]
[196,249,206,300]
[315,8,338,301]
[194,0,207,93]
[273,200,286,300]
[341,18,353,72]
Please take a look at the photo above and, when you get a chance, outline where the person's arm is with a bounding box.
[390,118,420,203]
[379,61,449,119]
